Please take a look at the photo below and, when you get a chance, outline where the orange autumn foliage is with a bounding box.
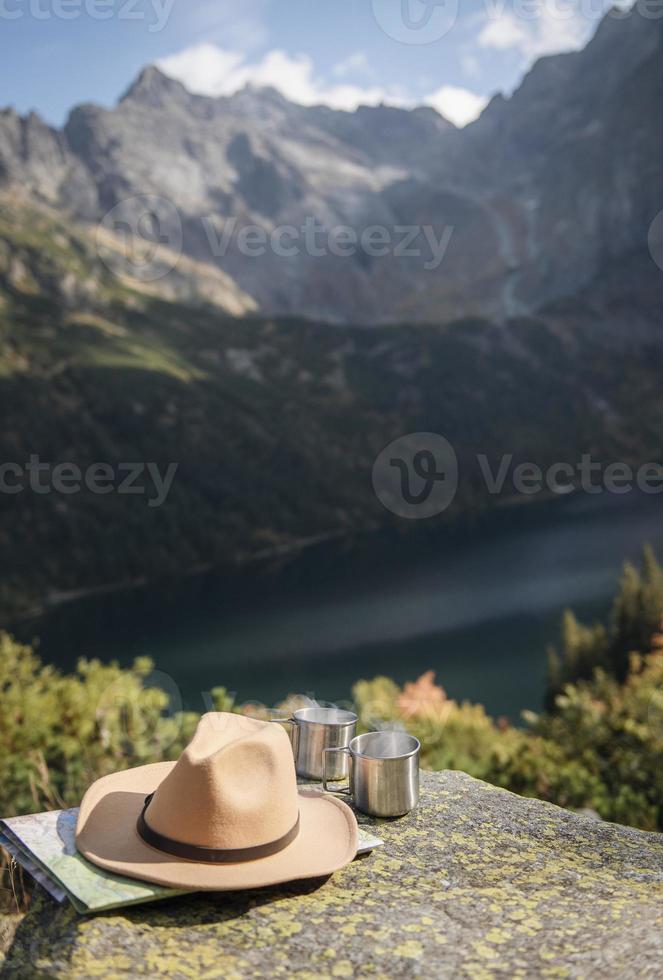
[396,671,455,723]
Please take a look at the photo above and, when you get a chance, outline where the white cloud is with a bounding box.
[332,52,372,79]
[157,45,245,97]
[478,15,529,52]
[477,9,593,62]
[425,86,488,127]
[158,43,494,125]
[158,44,398,112]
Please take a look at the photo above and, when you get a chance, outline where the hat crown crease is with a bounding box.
[143,713,299,850]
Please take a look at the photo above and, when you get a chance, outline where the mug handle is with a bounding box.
[270,716,300,763]
[323,746,351,794]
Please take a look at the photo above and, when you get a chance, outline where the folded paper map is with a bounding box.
[0,808,383,915]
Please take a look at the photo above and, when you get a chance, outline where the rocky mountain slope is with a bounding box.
[1,195,663,616]
[1,9,661,324]
[452,9,663,316]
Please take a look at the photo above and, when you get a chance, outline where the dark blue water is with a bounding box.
[19,491,663,721]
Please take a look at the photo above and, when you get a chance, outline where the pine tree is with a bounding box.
[546,610,608,705]
[546,546,663,702]
[609,546,663,679]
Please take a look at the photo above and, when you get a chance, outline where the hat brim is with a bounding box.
[76,762,358,891]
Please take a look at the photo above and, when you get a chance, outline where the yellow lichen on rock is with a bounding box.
[1,771,663,978]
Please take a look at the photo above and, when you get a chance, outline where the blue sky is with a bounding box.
[1,0,619,127]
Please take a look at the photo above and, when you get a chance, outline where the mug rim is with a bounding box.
[293,706,358,726]
[349,731,421,760]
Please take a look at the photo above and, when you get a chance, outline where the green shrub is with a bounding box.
[0,632,200,816]
[353,649,663,831]
[0,613,661,836]
[531,650,663,828]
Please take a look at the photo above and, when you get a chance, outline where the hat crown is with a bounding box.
[145,713,299,849]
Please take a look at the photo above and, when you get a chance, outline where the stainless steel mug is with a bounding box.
[272,707,358,780]
[323,731,420,817]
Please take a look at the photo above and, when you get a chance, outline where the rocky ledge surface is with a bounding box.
[2,770,663,978]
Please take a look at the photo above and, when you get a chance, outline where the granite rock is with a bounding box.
[2,771,663,978]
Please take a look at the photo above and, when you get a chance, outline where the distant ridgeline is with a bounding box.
[0,10,662,324]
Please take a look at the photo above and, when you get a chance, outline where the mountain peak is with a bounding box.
[239,83,289,103]
[229,83,297,112]
[120,65,189,108]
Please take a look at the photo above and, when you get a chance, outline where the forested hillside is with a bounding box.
[1,197,663,616]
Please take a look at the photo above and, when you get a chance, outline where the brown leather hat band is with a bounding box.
[137,793,301,864]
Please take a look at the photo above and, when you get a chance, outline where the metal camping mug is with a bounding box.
[323,731,420,817]
[272,707,358,780]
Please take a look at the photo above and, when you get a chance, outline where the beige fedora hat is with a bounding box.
[76,712,358,890]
